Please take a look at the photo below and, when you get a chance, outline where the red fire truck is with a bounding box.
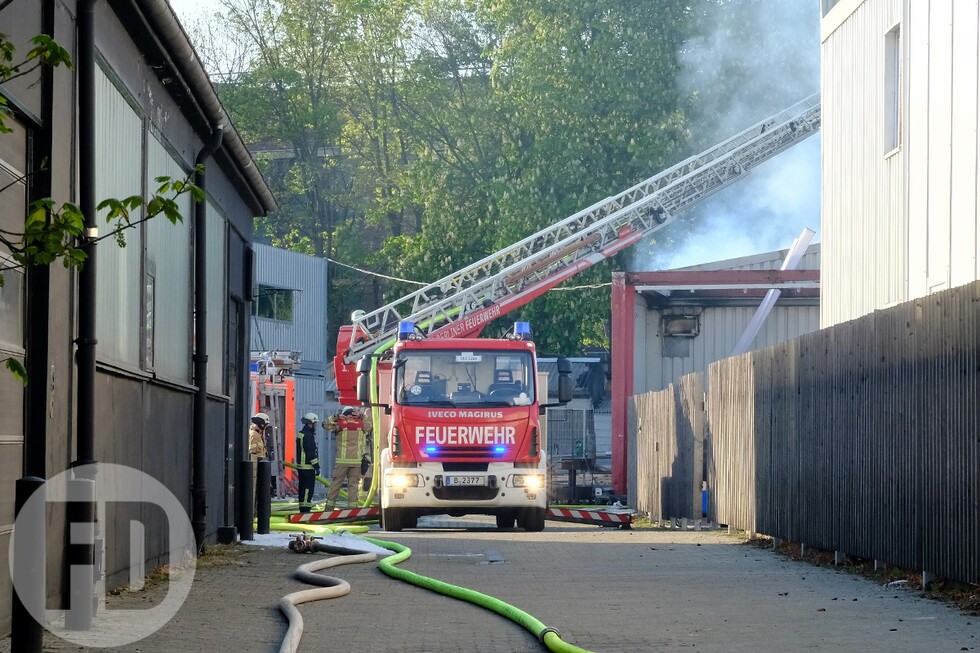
[331,95,820,512]
[353,321,570,531]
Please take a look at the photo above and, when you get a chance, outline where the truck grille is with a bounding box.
[433,486,499,501]
[431,447,503,459]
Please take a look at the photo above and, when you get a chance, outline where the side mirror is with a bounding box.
[356,356,373,404]
[356,373,371,404]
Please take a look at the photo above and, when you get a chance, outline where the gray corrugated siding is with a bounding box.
[95,65,143,366]
[637,245,821,394]
[146,133,193,381]
[250,244,329,370]
[206,200,227,394]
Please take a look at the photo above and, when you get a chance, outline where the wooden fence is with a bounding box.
[631,281,979,583]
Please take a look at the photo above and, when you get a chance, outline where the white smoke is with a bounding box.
[632,1,821,271]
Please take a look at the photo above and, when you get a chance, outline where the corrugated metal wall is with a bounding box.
[681,281,979,583]
[250,244,329,368]
[95,64,143,367]
[638,246,821,394]
[146,133,193,381]
[206,199,227,394]
[250,244,331,460]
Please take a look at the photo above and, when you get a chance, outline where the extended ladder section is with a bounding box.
[343,93,820,362]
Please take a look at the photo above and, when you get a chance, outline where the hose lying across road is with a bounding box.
[362,535,594,653]
[277,529,593,652]
[278,540,377,653]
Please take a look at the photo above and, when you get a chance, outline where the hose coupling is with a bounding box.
[288,534,322,553]
[538,627,560,643]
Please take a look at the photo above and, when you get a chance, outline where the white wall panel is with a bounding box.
[821,0,907,326]
[206,199,227,394]
[952,0,980,286]
[926,1,953,293]
[95,66,142,366]
[825,0,980,323]
[146,134,192,381]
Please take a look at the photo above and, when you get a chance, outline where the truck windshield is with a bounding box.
[395,349,535,407]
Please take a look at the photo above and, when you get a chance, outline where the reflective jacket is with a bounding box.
[295,425,319,470]
[325,413,372,466]
[248,424,267,459]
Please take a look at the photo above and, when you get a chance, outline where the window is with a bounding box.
[0,117,27,358]
[884,24,902,152]
[95,65,143,367]
[254,284,295,322]
[395,349,535,407]
[822,0,841,17]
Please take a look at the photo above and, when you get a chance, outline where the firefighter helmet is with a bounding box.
[302,412,319,424]
[341,407,356,417]
[252,412,269,425]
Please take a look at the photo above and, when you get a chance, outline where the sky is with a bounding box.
[168,0,223,23]
[630,2,822,271]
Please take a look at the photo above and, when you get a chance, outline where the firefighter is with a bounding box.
[249,413,269,462]
[323,407,372,509]
[296,413,321,513]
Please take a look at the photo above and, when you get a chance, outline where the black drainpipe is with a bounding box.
[75,0,97,472]
[192,126,225,552]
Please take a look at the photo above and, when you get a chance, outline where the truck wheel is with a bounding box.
[495,511,516,529]
[382,507,403,532]
[519,507,545,532]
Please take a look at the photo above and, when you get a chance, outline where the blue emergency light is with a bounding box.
[398,321,415,341]
[492,445,507,455]
[425,445,439,455]
[514,321,531,340]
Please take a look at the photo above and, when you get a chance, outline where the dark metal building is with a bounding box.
[0,0,274,634]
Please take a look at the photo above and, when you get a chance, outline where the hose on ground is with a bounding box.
[362,535,593,653]
[278,542,377,653]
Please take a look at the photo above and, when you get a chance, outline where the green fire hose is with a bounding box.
[362,535,594,653]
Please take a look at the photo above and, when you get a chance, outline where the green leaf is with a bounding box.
[5,358,28,386]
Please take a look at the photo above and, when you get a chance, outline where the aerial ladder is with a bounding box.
[324,94,820,528]
[335,92,820,399]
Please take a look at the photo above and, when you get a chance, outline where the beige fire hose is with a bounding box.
[278,542,377,653]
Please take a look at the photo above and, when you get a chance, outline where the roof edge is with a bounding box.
[138,0,277,214]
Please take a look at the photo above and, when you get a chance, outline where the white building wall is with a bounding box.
[821,0,905,326]
[822,0,980,326]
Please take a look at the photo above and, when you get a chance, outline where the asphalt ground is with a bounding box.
[5,517,979,652]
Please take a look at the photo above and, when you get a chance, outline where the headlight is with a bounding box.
[514,474,543,491]
[387,473,420,488]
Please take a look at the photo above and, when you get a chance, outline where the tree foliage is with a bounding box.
[198,0,814,354]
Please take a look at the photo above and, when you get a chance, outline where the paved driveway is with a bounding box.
[19,516,980,652]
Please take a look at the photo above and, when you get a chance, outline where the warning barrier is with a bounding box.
[288,507,380,524]
[546,506,634,528]
[286,505,634,527]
